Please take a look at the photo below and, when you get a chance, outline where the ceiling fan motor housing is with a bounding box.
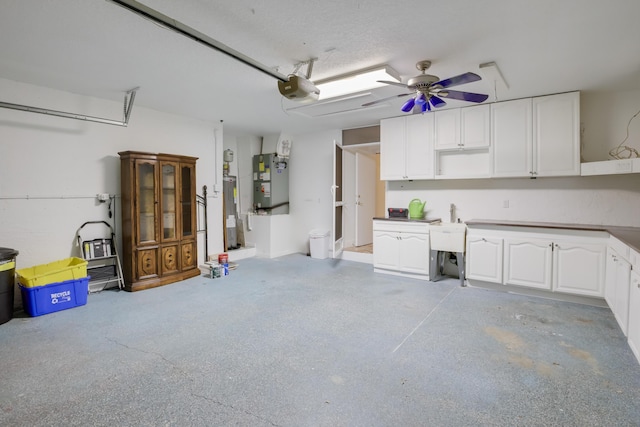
[407,74,440,90]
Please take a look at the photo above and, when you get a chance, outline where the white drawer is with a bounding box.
[609,236,630,260]
[373,220,429,234]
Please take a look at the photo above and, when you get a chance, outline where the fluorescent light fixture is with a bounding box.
[314,65,400,100]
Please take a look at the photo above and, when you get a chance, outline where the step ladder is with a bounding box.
[76,221,124,293]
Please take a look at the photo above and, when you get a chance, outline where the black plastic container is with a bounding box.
[0,247,19,325]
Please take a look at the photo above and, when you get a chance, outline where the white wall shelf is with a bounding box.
[580,158,640,176]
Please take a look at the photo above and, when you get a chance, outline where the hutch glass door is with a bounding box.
[161,163,177,240]
[181,164,194,238]
[137,161,157,244]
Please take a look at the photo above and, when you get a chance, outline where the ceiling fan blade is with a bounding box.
[361,92,414,107]
[434,72,482,88]
[429,96,446,108]
[439,90,489,103]
[377,80,409,89]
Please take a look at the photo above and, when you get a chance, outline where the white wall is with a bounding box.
[0,78,224,274]
[386,174,640,226]
[581,90,640,162]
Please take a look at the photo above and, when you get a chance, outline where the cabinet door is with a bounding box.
[434,109,460,150]
[504,238,553,289]
[627,270,640,363]
[380,117,407,180]
[492,98,533,177]
[466,235,503,283]
[373,231,400,270]
[605,248,618,309]
[180,162,197,239]
[180,241,197,271]
[405,114,434,179]
[161,244,179,275]
[160,161,178,241]
[533,92,580,177]
[460,104,490,149]
[614,256,631,335]
[553,241,605,297]
[135,159,159,245]
[398,233,430,275]
[136,247,159,280]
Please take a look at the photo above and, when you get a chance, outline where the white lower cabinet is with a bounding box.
[605,247,632,335]
[504,238,553,290]
[373,220,430,280]
[466,235,503,283]
[553,241,606,297]
[467,226,607,298]
[628,270,640,363]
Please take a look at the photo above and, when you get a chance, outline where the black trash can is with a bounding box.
[0,248,19,325]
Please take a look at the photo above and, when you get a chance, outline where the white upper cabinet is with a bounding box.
[380,114,434,180]
[492,98,533,177]
[434,104,490,150]
[380,117,406,180]
[492,92,580,178]
[461,104,491,149]
[433,109,461,150]
[405,114,434,179]
[533,91,581,177]
[380,91,580,181]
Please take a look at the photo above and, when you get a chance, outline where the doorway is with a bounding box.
[342,142,384,256]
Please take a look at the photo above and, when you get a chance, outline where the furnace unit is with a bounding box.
[253,153,289,215]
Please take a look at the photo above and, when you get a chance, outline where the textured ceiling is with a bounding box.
[0,0,639,135]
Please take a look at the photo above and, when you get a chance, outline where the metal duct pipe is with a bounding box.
[107,0,289,83]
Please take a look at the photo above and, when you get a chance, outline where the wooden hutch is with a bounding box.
[119,151,199,291]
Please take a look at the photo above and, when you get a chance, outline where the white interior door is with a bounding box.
[355,152,376,246]
[332,141,344,258]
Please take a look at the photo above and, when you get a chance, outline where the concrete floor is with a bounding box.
[1,254,639,426]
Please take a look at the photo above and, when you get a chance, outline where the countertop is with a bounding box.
[373,217,441,224]
[465,219,640,253]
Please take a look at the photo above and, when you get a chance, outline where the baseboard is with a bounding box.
[340,251,373,264]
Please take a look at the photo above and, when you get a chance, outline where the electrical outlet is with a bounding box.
[97,193,110,202]
[503,200,509,208]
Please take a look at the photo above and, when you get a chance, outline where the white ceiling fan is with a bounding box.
[363,60,489,112]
